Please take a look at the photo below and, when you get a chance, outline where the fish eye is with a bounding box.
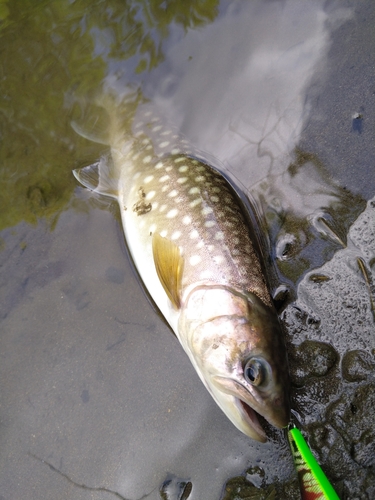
[243,357,270,387]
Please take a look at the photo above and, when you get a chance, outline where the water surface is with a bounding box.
[1,1,374,499]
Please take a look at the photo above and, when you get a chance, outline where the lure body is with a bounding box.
[288,427,340,499]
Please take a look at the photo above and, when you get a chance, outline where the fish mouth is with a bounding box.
[211,375,288,441]
[237,398,267,442]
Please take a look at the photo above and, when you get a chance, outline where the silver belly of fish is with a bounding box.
[74,151,290,442]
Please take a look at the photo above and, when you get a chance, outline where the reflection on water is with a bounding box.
[0,0,374,499]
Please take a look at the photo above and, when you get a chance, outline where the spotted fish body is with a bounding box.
[73,104,290,441]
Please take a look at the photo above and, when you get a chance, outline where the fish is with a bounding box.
[72,100,290,442]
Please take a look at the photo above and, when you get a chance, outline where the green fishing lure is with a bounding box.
[288,426,340,499]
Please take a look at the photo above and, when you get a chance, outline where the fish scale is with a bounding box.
[73,103,290,442]
[126,153,272,307]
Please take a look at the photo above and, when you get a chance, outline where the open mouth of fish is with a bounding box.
[238,399,267,441]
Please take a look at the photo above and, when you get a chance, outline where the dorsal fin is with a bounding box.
[152,233,184,310]
[73,154,119,199]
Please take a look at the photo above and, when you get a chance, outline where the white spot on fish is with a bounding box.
[146,190,156,200]
[232,249,240,256]
[210,195,219,202]
[171,148,180,154]
[161,130,171,136]
[213,255,224,264]
[233,237,240,244]
[168,190,178,198]
[171,231,181,240]
[159,141,170,148]
[202,207,213,216]
[143,156,152,164]
[196,240,204,249]
[178,165,188,172]
[212,187,221,193]
[133,172,141,179]
[190,230,199,239]
[205,220,215,228]
[160,230,168,237]
[132,153,140,160]
[196,166,205,172]
[167,208,178,218]
[160,175,170,182]
[162,185,168,192]
[134,130,143,137]
[174,157,185,163]
[215,231,225,241]
[155,161,164,169]
[152,125,162,132]
[144,175,154,183]
[166,166,173,172]
[146,145,152,150]
[189,198,202,208]
[177,177,187,184]
[150,223,157,233]
[183,216,191,225]
[195,176,205,182]
[142,138,150,145]
[188,187,200,195]
[134,121,144,129]
[159,204,167,212]
[152,202,159,210]
[189,255,201,266]
[199,270,212,279]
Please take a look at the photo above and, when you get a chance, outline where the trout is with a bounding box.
[73,105,290,442]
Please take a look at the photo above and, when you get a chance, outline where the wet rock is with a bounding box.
[326,432,354,481]
[272,284,290,311]
[308,423,336,457]
[326,384,375,468]
[352,430,375,467]
[341,349,375,382]
[288,340,338,386]
[160,475,192,500]
[244,466,266,488]
[221,475,277,500]
[308,273,331,283]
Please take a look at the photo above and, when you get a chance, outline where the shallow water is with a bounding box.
[0,1,374,499]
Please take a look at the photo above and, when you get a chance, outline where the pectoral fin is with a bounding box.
[152,233,184,310]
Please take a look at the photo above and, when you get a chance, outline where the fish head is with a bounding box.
[179,286,290,442]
